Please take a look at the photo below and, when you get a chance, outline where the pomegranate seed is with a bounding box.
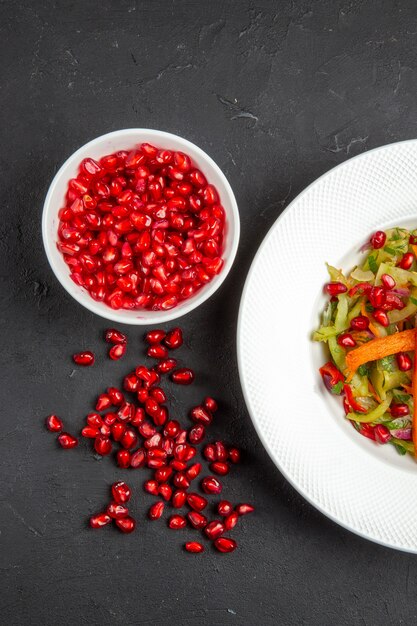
[164,419,180,438]
[324,282,347,296]
[144,480,159,495]
[137,388,149,403]
[46,414,63,432]
[185,542,204,553]
[397,352,412,371]
[96,394,111,411]
[204,397,218,412]
[124,373,139,392]
[170,459,187,471]
[374,424,392,444]
[155,466,173,482]
[107,387,124,406]
[107,501,129,519]
[147,344,168,359]
[105,328,127,344]
[103,412,117,427]
[214,537,237,553]
[150,387,167,404]
[120,428,138,450]
[139,421,156,438]
[188,424,205,444]
[236,503,255,516]
[399,252,414,269]
[94,436,112,456]
[159,483,173,501]
[223,512,238,532]
[369,286,386,308]
[186,462,202,481]
[337,333,356,348]
[168,514,187,529]
[210,461,230,476]
[115,516,136,533]
[218,501,233,516]
[90,513,112,528]
[157,358,177,373]
[164,327,183,349]
[172,490,187,508]
[175,429,188,444]
[214,441,228,461]
[370,230,386,249]
[130,447,146,468]
[81,426,99,438]
[109,343,126,360]
[187,511,207,529]
[203,444,217,461]
[173,472,190,489]
[190,405,212,425]
[145,329,166,344]
[87,412,103,428]
[171,368,194,385]
[186,493,208,511]
[373,309,389,327]
[390,403,410,417]
[111,481,131,504]
[149,501,165,520]
[73,351,95,366]
[204,520,224,540]
[201,476,222,494]
[381,274,396,289]
[57,432,78,449]
[350,315,369,331]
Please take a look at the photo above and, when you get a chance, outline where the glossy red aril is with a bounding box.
[190,405,212,425]
[105,328,127,344]
[373,309,389,327]
[149,501,165,520]
[81,426,99,438]
[107,501,129,519]
[115,516,136,533]
[236,503,255,516]
[173,473,190,490]
[185,542,204,553]
[204,397,218,412]
[224,512,239,530]
[370,230,386,249]
[210,461,230,476]
[218,501,233,516]
[337,333,356,348]
[147,344,168,359]
[171,368,195,385]
[203,444,217,461]
[214,537,237,553]
[390,403,410,417]
[96,394,111,411]
[73,351,95,366]
[201,476,222,494]
[157,358,177,373]
[168,514,187,529]
[159,483,173,501]
[164,420,180,438]
[381,274,396,289]
[369,286,386,308]
[57,432,78,449]
[399,252,414,270]
[350,315,369,331]
[145,329,166,344]
[130,448,146,468]
[187,493,208,511]
[397,352,412,371]
[164,327,183,349]
[374,424,392,444]
[188,424,205,444]
[172,490,187,508]
[111,481,131,504]
[109,343,126,360]
[90,513,112,528]
[120,428,138,450]
[204,520,224,540]
[144,480,159,495]
[187,511,207,529]
[186,462,202,481]
[94,436,112,456]
[324,282,347,296]
[46,415,63,432]
[107,387,124,406]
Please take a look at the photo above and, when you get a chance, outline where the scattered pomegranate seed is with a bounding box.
[159,483,173,501]
[155,466,173,482]
[188,424,205,444]
[107,387,124,406]
[204,397,218,412]
[324,282,347,296]
[214,537,237,553]
[187,511,207,529]
[203,444,216,461]
[390,403,410,417]
[224,512,239,530]
[156,358,177,373]
[149,501,165,520]
[145,329,166,344]
[94,436,112,456]
[350,315,369,331]
[81,426,99,438]
[218,501,233,516]
[185,541,204,553]
[105,328,127,344]
[236,503,255,516]
[57,433,78,449]
[204,520,224,540]
[107,501,129,519]
[370,230,386,249]
[201,476,222,494]
[187,493,208,511]
[109,344,126,360]
[130,448,146,468]
[147,344,168,359]
[337,333,356,348]
[369,286,386,308]
[381,274,396,289]
[210,461,230,476]
[111,481,131,504]
[168,514,187,529]
[46,414,63,432]
[172,490,187,508]
[374,424,392,444]
[373,309,389,327]
[144,480,159,495]
[164,327,183,349]
[73,351,95,366]
[90,513,112,528]
[190,405,212,425]
[115,516,136,533]
[399,252,414,270]
[96,393,111,411]
[397,352,412,371]
[171,368,195,385]
[186,462,202,481]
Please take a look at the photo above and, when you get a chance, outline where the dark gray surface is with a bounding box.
[1,1,417,624]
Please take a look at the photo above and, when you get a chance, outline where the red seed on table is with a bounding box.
[155,466,173,483]
[214,537,237,553]
[236,503,255,516]
[218,501,233,516]
[185,542,204,554]
[374,424,392,444]
[73,351,95,366]
[170,459,187,471]
[164,419,180,438]
[173,473,190,490]
[164,327,183,349]
[57,432,78,449]
[172,490,187,508]
[201,476,222,494]
[210,462,230,476]
[214,441,228,461]
[107,387,124,406]
[397,352,412,371]
[118,402,134,422]
[111,422,126,442]
[203,444,217,462]
[171,368,195,385]
[149,501,165,520]
[94,436,112,456]
[120,428,138,450]
[204,397,218,412]
[144,480,159,496]
[188,424,205,444]
[186,493,208,512]
[186,462,202,481]
[228,448,240,464]
[87,413,103,428]
[96,394,111,411]
[147,345,169,359]
[90,513,112,529]
[46,415,63,432]
[109,343,126,360]
[103,412,117,427]
[159,483,173,501]
[107,502,129,519]
[81,426,99,439]
[168,514,187,529]
[111,481,131,504]
[156,358,177,373]
[204,520,224,540]
[190,405,212,425]
[130,447,146,468]
[324,282,347,296]
[187,511,207,529]
[115,516,136,533]
[150,387,167,404]
[370,230,386,249]
[105,328,127,344]
[145,329,166,344]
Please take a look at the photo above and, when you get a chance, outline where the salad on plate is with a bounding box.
[313,227,417,457]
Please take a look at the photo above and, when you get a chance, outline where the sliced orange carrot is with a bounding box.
[401,384,414,394]
[346,328,416,380]
[411,244,417,260]
[413,329,417,457]
[360,301,381,338]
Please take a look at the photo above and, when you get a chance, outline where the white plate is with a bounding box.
[237,139,417,552]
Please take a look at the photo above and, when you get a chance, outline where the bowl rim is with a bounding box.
[42,128,240,324]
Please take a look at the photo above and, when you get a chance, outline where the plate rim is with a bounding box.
[237,137,417,553]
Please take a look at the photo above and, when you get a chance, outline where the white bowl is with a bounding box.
[42,129,240,324]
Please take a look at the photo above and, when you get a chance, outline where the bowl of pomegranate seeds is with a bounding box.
[42,129,239,323]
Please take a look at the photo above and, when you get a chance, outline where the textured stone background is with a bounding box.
[1,1,417,624]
